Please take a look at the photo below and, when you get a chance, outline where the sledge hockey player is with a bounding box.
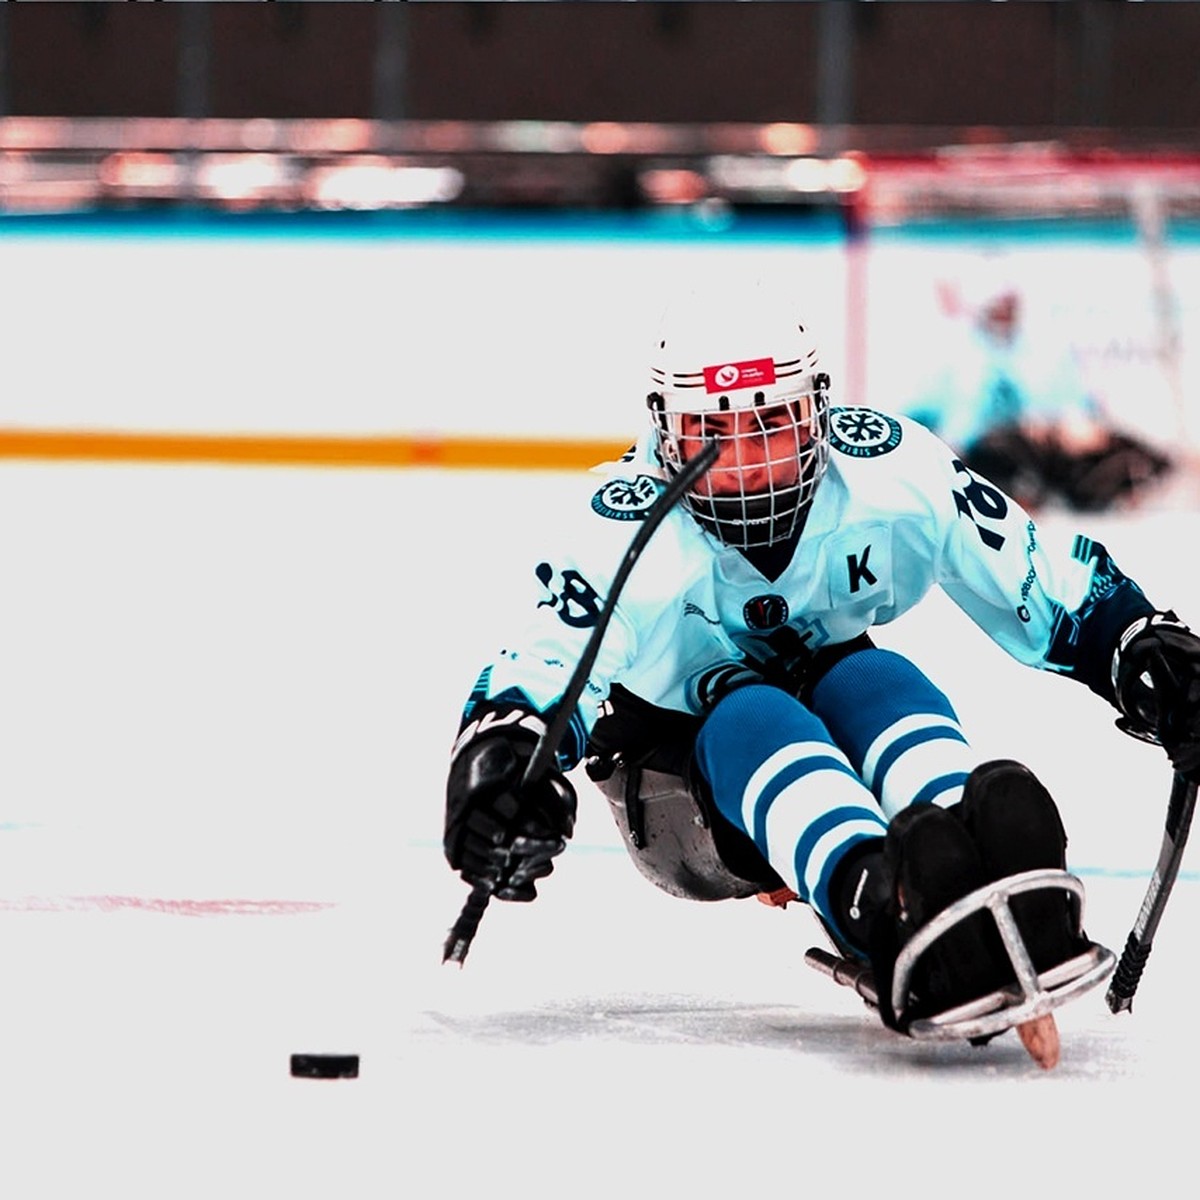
[899,259,1172,513]
[443,280,1200,1068]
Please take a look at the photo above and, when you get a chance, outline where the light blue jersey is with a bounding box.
[464,408,1154,769]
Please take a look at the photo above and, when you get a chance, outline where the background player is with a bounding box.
[898,255,1172,512]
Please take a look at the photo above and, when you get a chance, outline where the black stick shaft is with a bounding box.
[1106,771,1197,1013]
[443,441,719,966]
[520,440,720,790]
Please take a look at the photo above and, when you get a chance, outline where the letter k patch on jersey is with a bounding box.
[846,546,878,594]
[828,526,893,607]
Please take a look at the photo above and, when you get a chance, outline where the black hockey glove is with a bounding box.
[1114,612,1200,783]
[445,709,577,902]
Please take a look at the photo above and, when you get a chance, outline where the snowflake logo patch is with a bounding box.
[591,474,664,520]
[829,407,903,458]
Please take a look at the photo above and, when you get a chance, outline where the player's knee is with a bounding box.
[698,683,817,754]
[695,683,828,798]
[814,646,958,718]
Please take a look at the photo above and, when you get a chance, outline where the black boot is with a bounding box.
[950,759,1090,972]
[876,803,1013,1028]
[829,806,1013,1031]
[827,836,888,958]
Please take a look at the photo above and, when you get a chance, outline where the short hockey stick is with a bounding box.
[1105,770,1198,1013]
[443,439,719,965]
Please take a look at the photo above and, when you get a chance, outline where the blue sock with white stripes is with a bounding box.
[809,647,975,819]
[693,684,887,927]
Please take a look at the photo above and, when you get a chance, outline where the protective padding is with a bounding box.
[595,764,772,901]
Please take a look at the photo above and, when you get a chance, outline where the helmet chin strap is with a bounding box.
[685,492,804,549]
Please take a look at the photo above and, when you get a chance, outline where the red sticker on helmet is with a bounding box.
[702,358,776,393]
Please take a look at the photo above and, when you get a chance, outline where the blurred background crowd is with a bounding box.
[2,0,1198,512]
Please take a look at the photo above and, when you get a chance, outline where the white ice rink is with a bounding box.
[1,216,1198,1196]
[0,460,1198,1199]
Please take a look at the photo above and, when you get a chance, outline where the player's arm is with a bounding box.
[976,514,1200,780]
[924,425,1200,781]
[443,531,645,901]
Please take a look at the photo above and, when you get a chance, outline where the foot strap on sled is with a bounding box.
[806,868,1115,1042]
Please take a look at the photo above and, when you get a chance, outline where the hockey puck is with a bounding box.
[289,1053,359,1079]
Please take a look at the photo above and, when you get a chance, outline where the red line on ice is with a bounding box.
[0,895,335,916]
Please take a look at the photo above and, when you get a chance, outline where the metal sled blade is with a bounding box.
[806,869,1115,1044]
[903,945,1114,1042]
[893,868,1115,1042]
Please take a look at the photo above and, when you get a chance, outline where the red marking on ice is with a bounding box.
[0,895,335,916]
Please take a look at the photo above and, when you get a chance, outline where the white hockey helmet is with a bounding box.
[646,282,831,549]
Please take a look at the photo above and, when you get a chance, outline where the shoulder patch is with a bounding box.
[591,474,664,520]
[829,407,903,458]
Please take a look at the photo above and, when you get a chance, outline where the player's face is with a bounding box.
[679,403,805,497]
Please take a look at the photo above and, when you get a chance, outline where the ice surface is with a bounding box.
[0,463,1196,1199]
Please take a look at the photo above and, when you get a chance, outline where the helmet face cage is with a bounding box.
[649,375,831,549]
